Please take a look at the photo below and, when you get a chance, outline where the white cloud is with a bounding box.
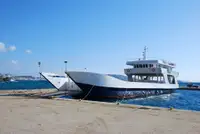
[0,42,16,52]
[8,45,16,52]
[25,49,32,54]
[0,42,7,52]
[11,60,18,65]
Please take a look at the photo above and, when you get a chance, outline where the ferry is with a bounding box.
[66,47,179,99]
[40,72,82,96]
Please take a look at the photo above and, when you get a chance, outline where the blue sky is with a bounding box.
[0,0,200,81]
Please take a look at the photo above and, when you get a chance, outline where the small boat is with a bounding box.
[0,75,13,82]
[10,78,17,82]
[187,83,199,88]
[66,47,179,99]
[40,72,82,96]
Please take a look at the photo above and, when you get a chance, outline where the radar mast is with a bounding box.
[142,46,147,60]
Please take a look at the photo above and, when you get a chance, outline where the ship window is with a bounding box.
[139,64,142,68]
[167,75,176,84]
[146,64,148,68]
[143,64,146,68]
[160,77,164,82]
[132,75,165,83]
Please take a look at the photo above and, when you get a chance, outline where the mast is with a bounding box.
[142,46,147,60]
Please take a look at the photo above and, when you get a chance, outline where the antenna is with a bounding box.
[142,46,147,60]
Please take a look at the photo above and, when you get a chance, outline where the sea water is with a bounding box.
[119,90,200,111]
[0,80,53,90]
[117,82,200,111]
[0,80,200,111]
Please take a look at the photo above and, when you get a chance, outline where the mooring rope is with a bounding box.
[81,85,95,100]
[122,88,127,101]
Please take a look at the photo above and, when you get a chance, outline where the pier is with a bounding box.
[0,95,200,134]
[0,89,200,134]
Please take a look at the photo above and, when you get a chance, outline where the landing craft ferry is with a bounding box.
[66,47,179,99]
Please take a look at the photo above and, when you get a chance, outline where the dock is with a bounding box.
[0,89,200,134]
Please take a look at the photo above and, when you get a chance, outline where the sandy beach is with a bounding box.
[0,95,200,134]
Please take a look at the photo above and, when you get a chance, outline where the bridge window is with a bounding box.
[134,64,152,68]
[132,75,165,83]
[167,75,176,84]
[149,64,153,68]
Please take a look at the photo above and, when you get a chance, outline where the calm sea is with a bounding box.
[0,80,53,90]
[0,80,200,111]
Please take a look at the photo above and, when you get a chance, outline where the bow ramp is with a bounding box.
[40,72,68,91]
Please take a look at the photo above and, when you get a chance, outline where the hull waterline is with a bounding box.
[69,82,175,100]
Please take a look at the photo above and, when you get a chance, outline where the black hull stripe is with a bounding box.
[72,82,175,99]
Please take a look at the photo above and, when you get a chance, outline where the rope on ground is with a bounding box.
[116,88,128,105]
[80,85,95,100]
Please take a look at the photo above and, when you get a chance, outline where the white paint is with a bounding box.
[40,72,81,91]
[67,71,179,89]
